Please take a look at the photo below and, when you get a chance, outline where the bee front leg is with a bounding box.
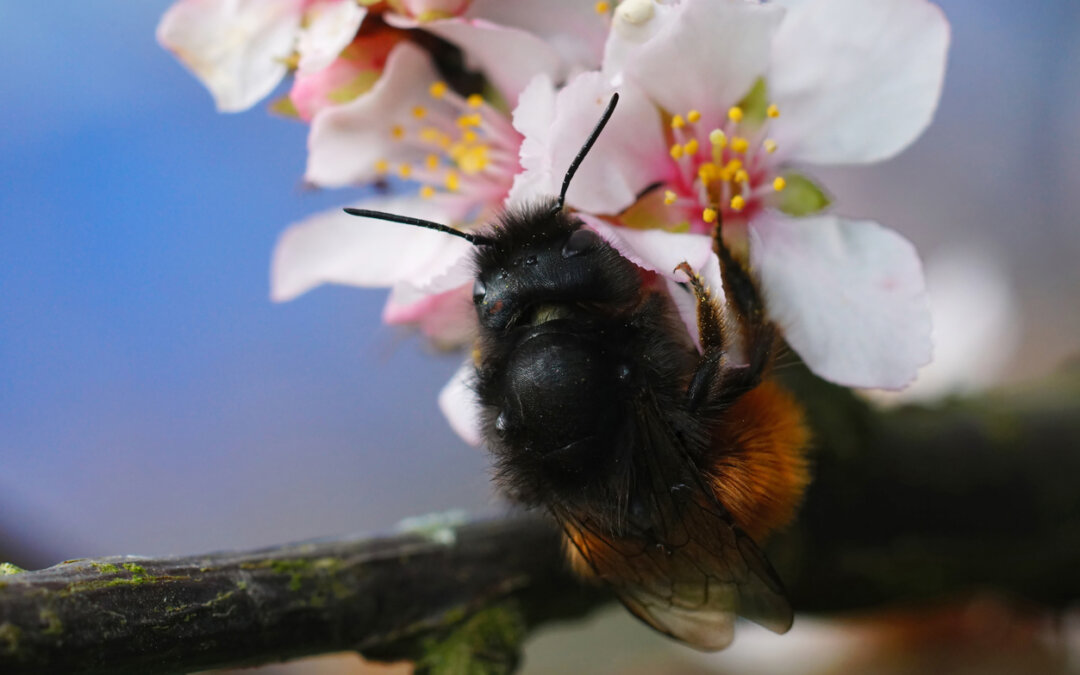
[675,262,730,412]
[713,229,776,391]
[677,233,777,411]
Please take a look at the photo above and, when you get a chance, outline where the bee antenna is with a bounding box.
[555,92,619,213]
[343,207,494,246]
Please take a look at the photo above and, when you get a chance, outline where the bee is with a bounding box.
[346,94,809,650]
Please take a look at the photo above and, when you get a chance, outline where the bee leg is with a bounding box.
[674,262,729,411]
[712,226,777,403]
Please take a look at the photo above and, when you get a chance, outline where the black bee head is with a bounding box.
[471,203,641,333]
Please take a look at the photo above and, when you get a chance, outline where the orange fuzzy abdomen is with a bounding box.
[705,380,810,542]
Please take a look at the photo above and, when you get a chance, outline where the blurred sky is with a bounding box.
[1,1,1079,568]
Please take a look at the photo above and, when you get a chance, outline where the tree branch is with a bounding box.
[2,367,1079,674]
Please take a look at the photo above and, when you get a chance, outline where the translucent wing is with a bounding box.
[556,396,793,650]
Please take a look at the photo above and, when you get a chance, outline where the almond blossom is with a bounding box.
[271,41,521,344]
[157,0,608,115]
[157,0,366,112]
[510,0,949,390]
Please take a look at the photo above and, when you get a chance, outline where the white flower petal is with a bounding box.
[865,251,1018,405]
[270,195,473,301]
[510,74,670,214]
[157,0,304,112]
[749,213,932,389]
[296,1,367,74]
[618,0,783,128]
[769,0,950,165]
[581,216,717,283]
[306,42,438,187]
[467,0,607,72]
[422,18,564,103]
[439,360,484,447]
[603,0,679,78]
[384,283,477,347]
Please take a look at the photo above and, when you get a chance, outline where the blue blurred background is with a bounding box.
[1,0,1078,577]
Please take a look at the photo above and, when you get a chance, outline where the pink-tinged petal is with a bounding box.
[510,74,670,214]
[296,1,367,74]
[581,216,717,284]
[439,361,484,447]
[270,195,473,301]
[749,213,932,389]
[157,0,305,112]
[384,283,476,347]
[422,18,563,103]
[306,42,437,187]
[618,0,783,127]
[769,0,949,165]
[289,30,402,121]
[467,0,607,71]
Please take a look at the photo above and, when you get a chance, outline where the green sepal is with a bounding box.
[777,173,832,217]
[736,78,769,127]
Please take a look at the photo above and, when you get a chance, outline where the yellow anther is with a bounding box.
[391,125,405,140]
[466,93,484,108]
[374,159,389,174]
[731,136,750,154]
[399,163,412,178]
[412,105,427,119]
[767,103,780,118]
[445,171,461,192]
[425,154,439,170]
[709,128,727,148]
[687,109,702,123]
[669,143,684,160]
[683,139,699,156]
[429,81,448,99]
[595,1,611,13]
[456,113,482,128]
[728,106,744,123]
[764,139,778,154]
[702,207,718,223]
[463,130,478,143]
[419,185,435,199]
[420,127,440,142]
[730,195,746,211]
[456,145,489,174]
[671,114,685,130]
[663,190,678,205]
[734,169,749,184]
[773,176,787,192]
[698,162,719,183]
[725,159,743,172]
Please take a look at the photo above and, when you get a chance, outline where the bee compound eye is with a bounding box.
[472,277,486,302]
[562,228,601,258]
[494,411,510,435]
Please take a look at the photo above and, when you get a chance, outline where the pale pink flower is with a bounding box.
[288,30,404,122]
[386,0,611,102]
[271,42,523,347]
[511,0,950,390]
[157,0,366,112]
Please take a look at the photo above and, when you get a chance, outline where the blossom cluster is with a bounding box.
[159,0,950,443]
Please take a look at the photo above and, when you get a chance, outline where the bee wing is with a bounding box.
[557,399,793,650]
